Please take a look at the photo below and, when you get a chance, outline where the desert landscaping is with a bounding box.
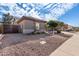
[0,33,72,56]
[0,3,79,56]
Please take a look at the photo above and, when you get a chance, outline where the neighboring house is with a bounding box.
[63,24,73,31]
[17,16,47,34]
[73,27,79,31]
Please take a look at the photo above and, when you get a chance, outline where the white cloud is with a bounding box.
[49,3,76,19]
[45,14,57,21]
[23,4,26,8]
[27,8,42,19]
[0,3,77,21]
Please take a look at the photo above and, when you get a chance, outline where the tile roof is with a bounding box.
[17,16,47,23]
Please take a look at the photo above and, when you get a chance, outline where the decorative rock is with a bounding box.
[40,41,46,44]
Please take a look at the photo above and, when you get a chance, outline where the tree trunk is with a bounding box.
[51,28,54,35]
[53,29,54,35]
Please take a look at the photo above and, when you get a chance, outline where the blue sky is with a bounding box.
[0,3,79,27]
[58,4,79,27]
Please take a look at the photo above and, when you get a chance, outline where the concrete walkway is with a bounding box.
[50,32,79,56]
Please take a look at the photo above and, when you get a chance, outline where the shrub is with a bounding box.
[57,30,61,33]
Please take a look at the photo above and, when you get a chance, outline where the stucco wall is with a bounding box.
[39,22,46,32]
[19,19,46,34]
[19,19,35,34]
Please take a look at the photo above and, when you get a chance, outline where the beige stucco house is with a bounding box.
[17,16,47,34]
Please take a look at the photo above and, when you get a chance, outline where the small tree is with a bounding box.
[47,20,58,35]
[2,13,14,25]
[56,21,64,30]
[58,21,64,28]
[54,21,64,33]
[2,13,14,33]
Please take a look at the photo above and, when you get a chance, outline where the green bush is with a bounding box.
[57,30,61,33]
[36,32,40,34]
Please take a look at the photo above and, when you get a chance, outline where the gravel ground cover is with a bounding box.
[0,33,72,56]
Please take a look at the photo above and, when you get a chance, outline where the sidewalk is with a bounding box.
[50,32,79,56]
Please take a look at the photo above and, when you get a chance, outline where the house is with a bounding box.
[17,16,47,34]
[63,24,73,31]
